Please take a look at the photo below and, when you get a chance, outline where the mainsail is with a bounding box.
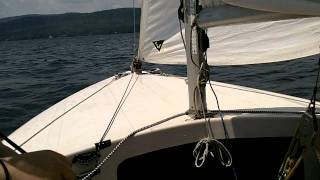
[138,0,320,66]
[223,0,320,16]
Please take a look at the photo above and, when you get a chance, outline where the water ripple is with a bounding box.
[0,33,318,135]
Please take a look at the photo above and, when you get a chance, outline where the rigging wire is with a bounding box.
[207,62,229,139]
[20,77,118,147]
[99,73,139,143]
[309,59,320,104]
[208,81,239,179]
[205,52,238,180]
[278,48,320,180]
[307,48,320,131]
[197,62,214,138]
[133,0,136,54]
[82,112,187,180]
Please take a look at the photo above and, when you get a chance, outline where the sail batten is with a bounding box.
[138,0,320,66]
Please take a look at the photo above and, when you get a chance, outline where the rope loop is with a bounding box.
[193,137,232,168]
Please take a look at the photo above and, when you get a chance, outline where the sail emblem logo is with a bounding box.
[153,40,164,52]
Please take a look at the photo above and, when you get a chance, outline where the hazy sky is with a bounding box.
[0,0,142,18]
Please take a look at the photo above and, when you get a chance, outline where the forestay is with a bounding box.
[138,0,320,66]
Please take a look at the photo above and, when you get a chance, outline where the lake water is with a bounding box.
[0,33,319,135]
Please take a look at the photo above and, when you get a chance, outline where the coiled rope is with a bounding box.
[178,4,235,174]
[192,62,233,171]
[193,137,232,168]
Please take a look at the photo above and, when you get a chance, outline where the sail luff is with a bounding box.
[138,0,183,62]
[137,0,149,60]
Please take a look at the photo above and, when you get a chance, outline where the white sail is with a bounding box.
[223,0,320,16]
[207,17,320,65]
[197,5,300,28]
[138,0,320,66]
[138,0,184,63]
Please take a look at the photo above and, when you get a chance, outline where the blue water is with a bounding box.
[0,33,319,135]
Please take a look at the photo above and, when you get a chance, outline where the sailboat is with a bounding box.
[3,0,320,179]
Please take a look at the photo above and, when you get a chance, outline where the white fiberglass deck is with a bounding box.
[8,72,310,156]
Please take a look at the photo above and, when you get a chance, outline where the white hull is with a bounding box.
[6,72,312,179]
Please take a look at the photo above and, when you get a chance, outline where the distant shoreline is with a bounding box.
[0,8,141,42]
[0,33,138,43]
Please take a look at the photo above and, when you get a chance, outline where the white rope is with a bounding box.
[193,60,233,169]
[193,137,232,168]
[197,62,214,138]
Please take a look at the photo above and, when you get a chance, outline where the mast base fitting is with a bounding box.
[188,109,210,119]
[131,59,142,74]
